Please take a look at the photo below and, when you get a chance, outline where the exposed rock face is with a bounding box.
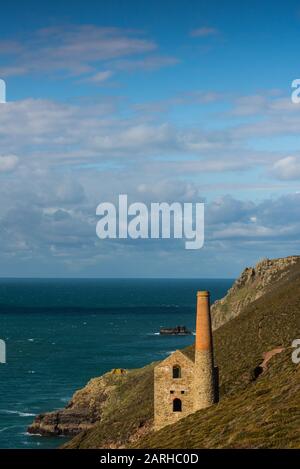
[28,372,122,436]
[28,362,155,444]
[28,254,300,447]
[28,409,96,436]
[211,256,300,330]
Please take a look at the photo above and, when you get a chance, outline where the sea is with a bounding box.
[0,278,233,449]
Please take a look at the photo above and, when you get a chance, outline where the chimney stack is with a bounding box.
[195,291,213,355]
[193,290,217,410]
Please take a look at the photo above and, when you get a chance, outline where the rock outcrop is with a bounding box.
[211,255,300,330]
[28,363,155,445]
[28,371,124,436]
[28,255,300,449]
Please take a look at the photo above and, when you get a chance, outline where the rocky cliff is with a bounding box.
[28,364,155,446]
[28,255,300,448]
[135,347,300,449]
[28,372,121,436]
[211,255,300,329]
[135,257,300,448]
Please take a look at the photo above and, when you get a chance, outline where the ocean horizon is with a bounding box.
[0,278,233,448]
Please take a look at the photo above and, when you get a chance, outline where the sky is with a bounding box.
[0,0,300,278]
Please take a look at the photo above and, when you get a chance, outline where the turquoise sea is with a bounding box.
[0,278,233,448]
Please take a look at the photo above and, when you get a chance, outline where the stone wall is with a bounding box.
[193,350,217,411]
[154,350,195,430]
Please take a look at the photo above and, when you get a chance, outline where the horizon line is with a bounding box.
[0,276,235,280]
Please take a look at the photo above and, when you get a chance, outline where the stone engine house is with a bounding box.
[154,291,219,430]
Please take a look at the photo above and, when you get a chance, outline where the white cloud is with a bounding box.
[272,156,300,180]
[0,96,290,178]
[0,154,19,172]
[85,70,114,83]
[0,90,300,276]
[112,55,180,71]
[134,90,221,113]
[230,93,297,117]
[190,27,219,37]
[0,25,179,81]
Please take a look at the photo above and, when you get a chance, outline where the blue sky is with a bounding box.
[0,0,300,277]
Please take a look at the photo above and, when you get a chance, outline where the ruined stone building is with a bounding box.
[154,291,219,430]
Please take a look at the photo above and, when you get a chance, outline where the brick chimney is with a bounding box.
[194,291,218,410]
[195,291,214,354]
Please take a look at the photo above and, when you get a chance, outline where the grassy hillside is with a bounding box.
[134,349,300,449]
[211,256,300,329]
[63,363,155,448]
[64,258,300,449]
[135,261,300,448]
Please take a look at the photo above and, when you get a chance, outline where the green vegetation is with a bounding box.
[211,256,300,329]
[63,362,155,448]
[64,258,300,449]
[135,350,300,448]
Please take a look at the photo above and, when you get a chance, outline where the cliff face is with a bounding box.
[28,255,300,448]
[211,256,300,330]
[136,257,300,448]
[28,372,120,436]
[28,364,155,446]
